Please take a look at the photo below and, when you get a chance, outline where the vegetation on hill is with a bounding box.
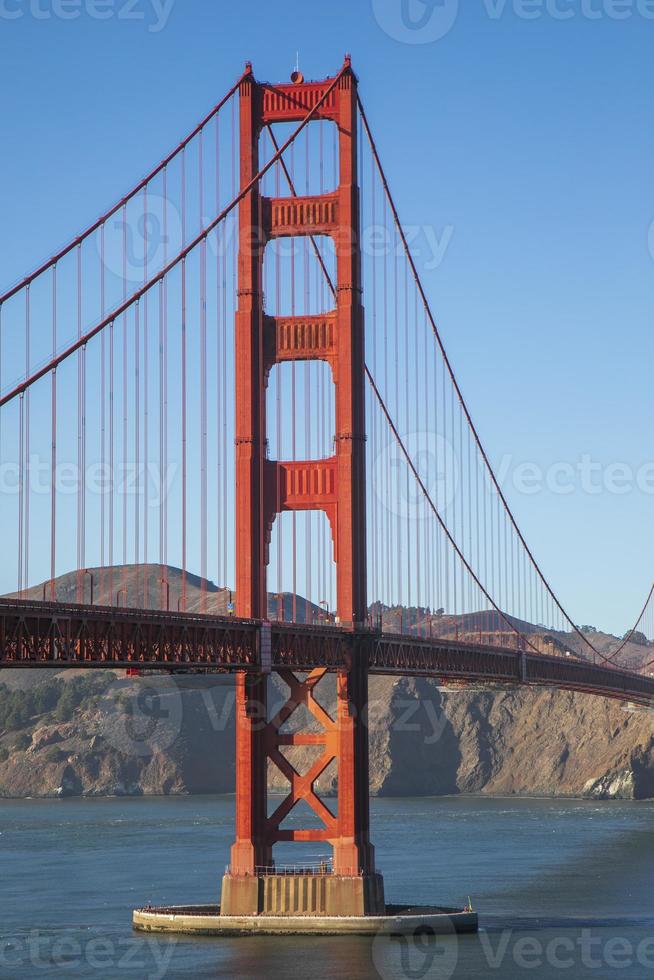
[0,675,114,732]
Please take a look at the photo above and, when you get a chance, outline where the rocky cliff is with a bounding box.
[2,669,654,801]
[2,564,653,801]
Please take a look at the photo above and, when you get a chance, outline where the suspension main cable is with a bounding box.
[356,93,604,664]
[268,105,537,650]
[0,71,248,307]
[0,66,348,409]
[267,107,539,652]
[608,583,654,666]
[367,368,542,654]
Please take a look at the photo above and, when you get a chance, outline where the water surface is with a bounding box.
[2,794,654,978]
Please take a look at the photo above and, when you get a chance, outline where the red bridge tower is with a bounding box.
[221,59,385,917]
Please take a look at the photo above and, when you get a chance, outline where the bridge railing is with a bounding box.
[225,860,366,878]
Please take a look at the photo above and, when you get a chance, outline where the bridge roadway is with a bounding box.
[1,598,653,707]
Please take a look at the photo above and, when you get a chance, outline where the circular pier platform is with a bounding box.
[133,904,478,937]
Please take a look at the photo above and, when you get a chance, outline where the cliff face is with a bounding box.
[2,670,654,801]
[3,564,653,800]
[0,673,236,799]
[364,678,654,801]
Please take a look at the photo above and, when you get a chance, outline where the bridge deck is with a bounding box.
[0,599,652,707]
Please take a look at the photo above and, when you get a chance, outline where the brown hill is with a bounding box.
[1,566,653,801]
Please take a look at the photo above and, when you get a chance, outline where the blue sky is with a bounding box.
[1,1,653,633]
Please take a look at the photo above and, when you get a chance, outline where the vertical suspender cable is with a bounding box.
[109,314,114,603]
[181,146,187,611]
[51,267,57,598]
[77,246,83,601]
[143,186,149,606]
[214,118,223,592]
[18,393,24,595]
[200,129,208,611]
[305,127,311,623]
[275,143,282,618]
[100,225,106,599]
[24,286,30,595]
[122,205,128,597]
[290,144,297,623]
[162,167,169,582]
[201,234,208,610]
[134,298,140,575]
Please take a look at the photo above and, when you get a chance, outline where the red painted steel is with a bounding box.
[264,312,337,374]
[232,59,374,877]
[2,600,654,710]
[0,599,260,669]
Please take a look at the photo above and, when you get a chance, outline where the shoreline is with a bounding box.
[1,791,653,804]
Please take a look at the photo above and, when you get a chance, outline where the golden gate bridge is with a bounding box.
[1,57,654,925]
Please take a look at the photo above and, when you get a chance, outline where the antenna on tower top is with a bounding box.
[291,52,303,85]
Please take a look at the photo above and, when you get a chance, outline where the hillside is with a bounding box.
[1,566,653,801]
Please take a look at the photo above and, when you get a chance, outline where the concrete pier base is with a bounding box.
[132,903,478,937]
[220,872,386,917]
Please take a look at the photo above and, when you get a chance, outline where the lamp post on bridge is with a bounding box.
[83,569,94,606]
[158,577,170,611]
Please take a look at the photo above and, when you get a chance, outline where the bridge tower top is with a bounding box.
[234,56,366,628]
